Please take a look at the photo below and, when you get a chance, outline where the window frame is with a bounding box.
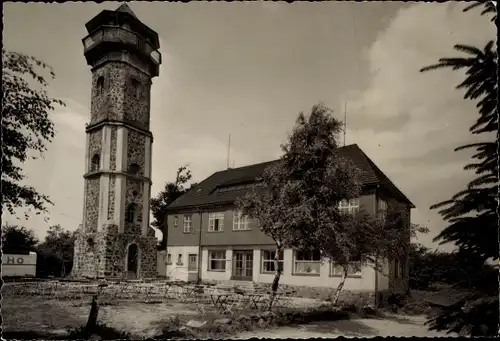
[329,261,362,277]
[208,250,226,272]
[173,216,178,227]
[208,212,225,232]
[261,249,284,274]
[91,154,100,172]
[183,215,193,233]
[125,203,137,223]
[293,249,322,276]
[338,198,360,215]
[378,198,388,222]
[233,210,251,231]
[176,253,183,265]
[166,253,172,265]
[96,76,105,96]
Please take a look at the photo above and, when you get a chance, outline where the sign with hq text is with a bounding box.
[2,252,37,277]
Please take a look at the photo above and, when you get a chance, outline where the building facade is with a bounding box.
[72,4,160,279]
[162,144,414,299]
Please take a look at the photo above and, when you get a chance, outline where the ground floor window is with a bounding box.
[166,253,172,265]
[330,261,362,277]
[188,254,198,272]
[261,250,284,273]
[208,250,226,271]
[293,249,321,275]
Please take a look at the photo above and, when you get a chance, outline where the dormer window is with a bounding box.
[91,154,100,171]
[96,76,105,96]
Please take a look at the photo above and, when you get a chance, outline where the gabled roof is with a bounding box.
[167,144,415,210]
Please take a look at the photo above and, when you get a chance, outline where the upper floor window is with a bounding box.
[96,76,105,96]
[91,154,100,171]
[131,78,141,99]
[338,198,360,215]
[128,163,140,175]
[208,212,224,232]
[183,215,192,233]
[233,211,250,231]
[166,253,172,264]
[125,203,137,223]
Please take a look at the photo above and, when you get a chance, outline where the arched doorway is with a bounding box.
[126,244,139,279]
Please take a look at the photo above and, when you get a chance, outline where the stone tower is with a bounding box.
[72,4,161,279]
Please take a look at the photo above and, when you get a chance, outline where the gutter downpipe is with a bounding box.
[196,206,203,284]
[374,183,380,307]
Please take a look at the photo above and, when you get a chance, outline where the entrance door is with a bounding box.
[127,244,139,279]
[233,251,253,281]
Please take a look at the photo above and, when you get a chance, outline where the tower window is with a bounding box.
[128,163,140,175]
[96,76,105,96]
[91,154,100,171]
[125,203,137,223]
[131,78,141,99]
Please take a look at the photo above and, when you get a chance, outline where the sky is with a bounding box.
[3,1,495,252]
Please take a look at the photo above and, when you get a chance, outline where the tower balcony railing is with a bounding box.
[83,25,161,65]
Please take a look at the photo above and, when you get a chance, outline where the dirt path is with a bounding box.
[235,314,458,338]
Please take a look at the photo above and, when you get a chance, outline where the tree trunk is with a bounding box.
[268,246,283,310]
[84,295,99,337]
[332,265,348,307]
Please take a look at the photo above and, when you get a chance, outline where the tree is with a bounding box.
[237,103,362,308]
[37,224,76,277]
[318,206,428,305]
[151,165,194,250]
[1,50,65,218]
[419,1,498,336]
[1,224,39,254]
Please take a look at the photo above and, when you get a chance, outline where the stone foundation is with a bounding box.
[72,223,157,279]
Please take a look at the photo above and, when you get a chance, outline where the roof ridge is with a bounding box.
[357,147,415,207]
[115,3,138,19]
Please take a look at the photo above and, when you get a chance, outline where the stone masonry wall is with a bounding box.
[90,62,151,130]
[90,63,124,125]
[123,66,151,129]
[73,224,158,279]
[84,178,100,233]
[107,175,116,220]
[72,229,106,278]
[126,130,146,175]
[87,130,102,170]
[109,126,117,171]
[124,178,144,235]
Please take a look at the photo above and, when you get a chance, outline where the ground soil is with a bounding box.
[235,314,458,338]
[2,288,460,339]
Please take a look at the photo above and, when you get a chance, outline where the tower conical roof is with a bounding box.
[116,3,138,19]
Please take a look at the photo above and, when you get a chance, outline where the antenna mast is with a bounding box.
[227,134,231,169]
[343,102,347,147]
